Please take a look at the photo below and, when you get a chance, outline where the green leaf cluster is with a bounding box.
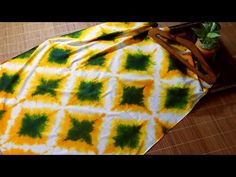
[192,22,221,49]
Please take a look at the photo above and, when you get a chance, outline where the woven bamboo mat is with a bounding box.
[0,22,101,63]
[0,22,236,155]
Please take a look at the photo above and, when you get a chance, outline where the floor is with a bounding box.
[0,22,236,155]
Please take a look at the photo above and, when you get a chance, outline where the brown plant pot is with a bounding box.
[195,39,220,59]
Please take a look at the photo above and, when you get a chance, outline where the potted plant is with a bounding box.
[192,22,221,59]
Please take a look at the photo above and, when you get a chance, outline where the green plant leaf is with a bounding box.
[193,22,221,49]
[207,32,221,38]
[202,22,212,31]
[211,22,220,32]
[192,27,205,38]
[214,22,221,31]
[200,37,218,49]
[210,22,217,32]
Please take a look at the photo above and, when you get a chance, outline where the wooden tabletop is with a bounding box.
[0,22,236,154]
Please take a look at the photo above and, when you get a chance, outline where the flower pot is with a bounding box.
[195,39,220,59]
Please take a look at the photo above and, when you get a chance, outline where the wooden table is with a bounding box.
[0,22,236,154]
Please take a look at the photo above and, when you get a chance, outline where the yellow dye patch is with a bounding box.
[102,22,137,30]
[37,43,78,69]
[112,78,154,114]
[55,111,104,154]
[1,148,37,155]
[154,117,176,141]
[117,48,157,76]
[76,48,116,73]
[9,46,40,66]
[104,118,148,155]
[24,71,70,105]
[6,107,58,146]
[67,76,110,108]
[0,67,28,99]
[160,46,197,80]
[158,82,195,115]
[0,103,14,139]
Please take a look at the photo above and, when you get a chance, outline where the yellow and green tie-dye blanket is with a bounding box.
[0,22,210,154]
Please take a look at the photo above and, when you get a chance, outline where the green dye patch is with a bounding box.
[63,29,83,38]
[13,47,37,59]
[87,56,105,66]
[65,118,94,145]
[48,48,71,64]
[165,87,190,109]
[168,56,187,74]
[162,126,169,134]
[113,124,141,149]
[32,78,61,97]
[18,113,48,138]
[121,86,144,106]
[125,53,151,71]
[0,110,6,120]
[0,73,20,93]
[86,53,106,66]
[77,81,102,101]
[132,31,149,41]
[96,31,122,41]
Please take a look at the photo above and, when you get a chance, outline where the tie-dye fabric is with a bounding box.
[0,22,211,154]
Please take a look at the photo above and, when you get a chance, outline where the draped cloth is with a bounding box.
[0,22,210,154]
